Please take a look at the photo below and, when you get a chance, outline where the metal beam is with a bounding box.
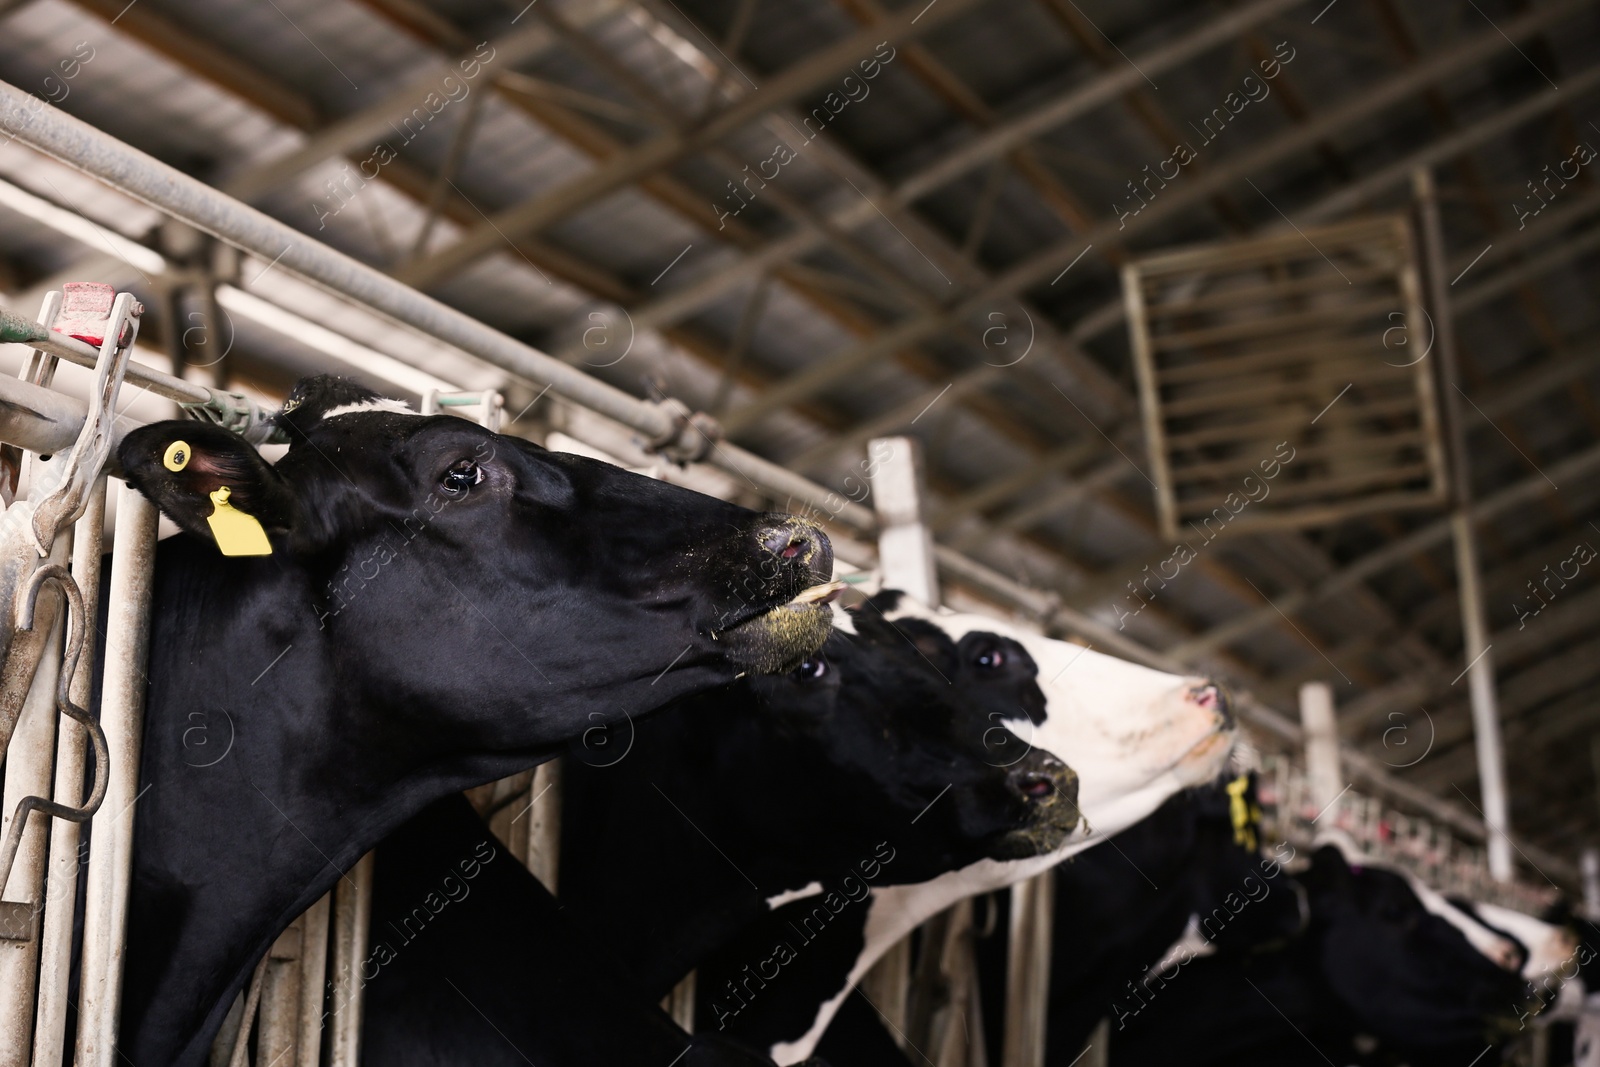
[720,0,1597,434]
[548,0,1301,358]
[393,0,991,289]
[1456,216,1600,314]
[221,23,573,202]
[1168,440,1600,659]
[0,82,880,534]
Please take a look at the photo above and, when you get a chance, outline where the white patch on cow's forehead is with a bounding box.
[318,398,421,420]
[765,881,824,910]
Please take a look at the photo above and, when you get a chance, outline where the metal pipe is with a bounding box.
[328,851,375,1067]
[1001,867,1054,1067]
[0,306,209,406]
[1298,682,1342,817]
[295,893,331,1065]
[0,537,67,1064]
[75,482,158,1066]
[30,477,106,1067]
[1414,168,1513,882]
[0,84,878,529]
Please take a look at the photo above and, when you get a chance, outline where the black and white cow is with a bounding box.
[699,596,1238,1062]
[955,765,1308,1067]
[111,376,837,1066]
[354,596,1082,1064]
[1108,838,1540,1067]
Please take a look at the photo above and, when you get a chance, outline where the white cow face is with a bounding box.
[886,598,1237,845]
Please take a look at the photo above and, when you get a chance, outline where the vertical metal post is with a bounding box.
[868,436,939,607]
[296,893,332,1065]
[32,477,107,1067]
[76,483,159,1064]
[1002,867,1055,1067]
[526,759,562,893]
[0,534,68,1064]
[1413,167,1513,881]
[863,436,939,1041]
[258,922,306,1067]
[1298,682,1342,818]
[328,851,375,1067]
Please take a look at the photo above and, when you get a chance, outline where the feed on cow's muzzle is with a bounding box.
[712,519,839,674]
[993,752,1082,859]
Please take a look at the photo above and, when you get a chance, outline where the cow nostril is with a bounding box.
[1015,773,1054,799]
[1192,682,1231,722]
[761,526,808,559]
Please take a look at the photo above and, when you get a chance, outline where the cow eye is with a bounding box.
[794,657,827,681]
[440,459,484,497]
[975,646,1005,669]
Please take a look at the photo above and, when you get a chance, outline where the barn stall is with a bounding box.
[0,0,1595,1064]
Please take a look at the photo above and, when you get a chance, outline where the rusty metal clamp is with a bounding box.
[643,398,721,465]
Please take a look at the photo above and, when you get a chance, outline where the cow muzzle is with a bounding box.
[713,518,840,674]
[993,751,1081,859]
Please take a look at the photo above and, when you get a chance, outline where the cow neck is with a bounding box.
[121,537,552,1067]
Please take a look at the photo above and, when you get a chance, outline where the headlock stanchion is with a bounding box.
[0,285,138,1064]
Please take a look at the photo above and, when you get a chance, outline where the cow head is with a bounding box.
[117,377,837,754]
[745,606,1081,874]
[878,593,1235,850]
[1303,841,1533,1056]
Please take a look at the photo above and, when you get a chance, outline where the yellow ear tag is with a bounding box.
[163,440,191,471]
[207,487,273,557]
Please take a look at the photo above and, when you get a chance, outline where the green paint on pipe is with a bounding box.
[0,308,46,345]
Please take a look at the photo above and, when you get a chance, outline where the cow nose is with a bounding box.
[758,520,833,582]
[1008,753,1077,810]
[1191,681,1231,724]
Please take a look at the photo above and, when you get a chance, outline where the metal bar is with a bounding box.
[393,0,989,288]
[222,24,565,203]
[74,482,158,1066]
[869,436,939,607]
[1166,440,1600,659]
[1415,168,1512,881]
[0,85,879,532]
[526,759,561,893]
[0,306,208,406]
[550,0,1299,353]
[30,477,105,1067]
[1002,867,1053,1067]
[0,540,66,1062]
[1299,682,1341,816]
[328,851,375,1067]
[296,894,331,1065]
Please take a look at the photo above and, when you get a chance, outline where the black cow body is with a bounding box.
[356,602,1078,1065]
[112,378,834,1066]
[964,773,1304,1066]
[1108,845,1532,1067]
[361,794,792,1067]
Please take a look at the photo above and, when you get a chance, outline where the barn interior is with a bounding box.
[0,0,1598,1064]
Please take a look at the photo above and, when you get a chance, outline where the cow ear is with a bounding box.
[118,421,297,554]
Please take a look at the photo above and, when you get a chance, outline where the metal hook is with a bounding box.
[0,565,110,906]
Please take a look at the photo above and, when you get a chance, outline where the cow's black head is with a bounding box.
[1303,845,1531,1058]
[116,377,836,757]
[631,601,1080,889]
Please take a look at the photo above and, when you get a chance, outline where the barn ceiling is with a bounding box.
[0,0,1596,875]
